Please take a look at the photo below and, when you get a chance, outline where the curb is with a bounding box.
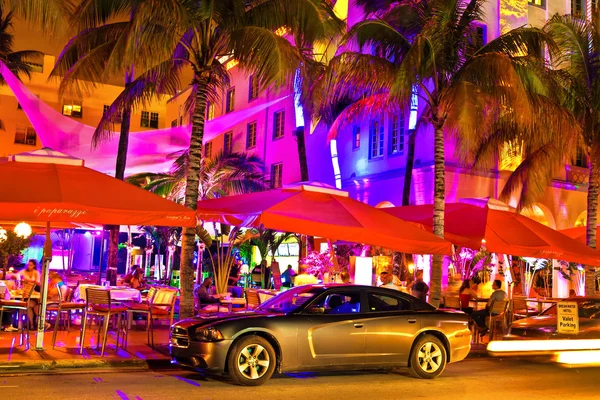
[0,358,174,374]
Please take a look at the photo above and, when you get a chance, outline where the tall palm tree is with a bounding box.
[128,150,267,285]
[74,0,342,318]
[0,6,44,130]
[496,13,600,295]
[317,0,567,305]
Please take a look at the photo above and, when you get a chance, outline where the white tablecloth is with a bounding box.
[75,284,141,303]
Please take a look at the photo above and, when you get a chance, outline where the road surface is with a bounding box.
[1,357,598,400]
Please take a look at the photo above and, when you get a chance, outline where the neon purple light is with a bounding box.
[0,62,290,175]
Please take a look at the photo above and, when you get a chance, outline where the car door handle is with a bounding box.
[353,323,364,328]
[407,318,417,324]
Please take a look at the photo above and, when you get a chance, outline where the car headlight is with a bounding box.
[193,326,224,342]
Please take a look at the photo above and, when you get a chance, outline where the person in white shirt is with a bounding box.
[379,271,399,290]
[471,279,507,335]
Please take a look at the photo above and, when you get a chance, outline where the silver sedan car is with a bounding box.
[170,284,471,386]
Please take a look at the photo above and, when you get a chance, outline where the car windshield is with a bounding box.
[541,301,600,318]
[257,286,324,313]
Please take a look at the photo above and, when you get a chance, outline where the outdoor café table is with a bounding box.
[219,297,247,312]
[525,298,559,314]
[75,284,142,303]
[469,298,488,311]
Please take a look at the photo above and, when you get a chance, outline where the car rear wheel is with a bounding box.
[227,335,276,386]
[408,334,447,379]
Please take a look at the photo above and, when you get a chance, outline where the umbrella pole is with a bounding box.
[36,221,52,350]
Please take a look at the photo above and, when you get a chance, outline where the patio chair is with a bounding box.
[443,296,461,310]
[487,300,509,341]
[245,289,261,310]
[511,297,537,321]
[0,281,36,347]
[125,287,178,349]
[79,287,128,356]
[48,286,85,349]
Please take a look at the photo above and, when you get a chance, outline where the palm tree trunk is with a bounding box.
[107,103,132,273]
[180,73,211,319]
[585,159,599,295]
[430,124,445,307]
[402,129,417,206]
[296,126,309,181]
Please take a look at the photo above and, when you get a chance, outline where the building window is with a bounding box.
[575,145,588,168]
[171,119,177,128]
[369,119,384,158]
[246,121,257,149]
[141,111,159,128]
[249,75,259,101]
[353,126,360,149]
[179,116,183,126]
[475,25,487,44]
[14,126,37,146]
[206,102,215,121]
[528,0,544,6]
[273,110,285,140]
[62,100,83,118]
[389,113,405,155]
[204,141,212,158]
[103,104,122,123]
[271,163,283,188]
[224,131,233,155]
[572,0,582,17]
[225,88,235,113]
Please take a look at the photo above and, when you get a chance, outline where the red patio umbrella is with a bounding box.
[195,184,452,255]
[560,226,600,245]
[0,148,196,350]
[382,199,600,265]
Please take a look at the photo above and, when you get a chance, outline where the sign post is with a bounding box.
[557,301,579,335]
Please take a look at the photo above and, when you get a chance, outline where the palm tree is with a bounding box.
[128,150,267,285]
[51,2,190,276]
[317,0,566,305]
[497,14,600,295]
[0,6,44,130]
[72,0,342,318]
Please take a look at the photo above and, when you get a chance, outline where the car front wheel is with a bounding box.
[227,335,276,386]
[408,334,447,379]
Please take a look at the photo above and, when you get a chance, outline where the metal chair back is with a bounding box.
[245,289,261,309]
[85,287,111,312]
[22,281,36,300]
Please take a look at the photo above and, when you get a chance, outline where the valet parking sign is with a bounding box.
[557,301,579,335]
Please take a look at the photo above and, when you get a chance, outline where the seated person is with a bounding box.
[227,262,243,298]
[47,272,68,303]
[130,268,146,290]
[471,279,507,335]
[123,265,140,285]
[458,278,477,313]
[196,277,221,306]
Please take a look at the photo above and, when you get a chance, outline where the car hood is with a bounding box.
[174,310,282,329]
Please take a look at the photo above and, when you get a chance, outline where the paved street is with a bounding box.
[1,357,599,400]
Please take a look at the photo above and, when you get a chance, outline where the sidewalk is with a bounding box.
[0,321,172,374]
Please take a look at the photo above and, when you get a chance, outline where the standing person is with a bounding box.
[379,271,398,290]
[281,265,297,288]
[228,261,242,297]
[471,279,507,336]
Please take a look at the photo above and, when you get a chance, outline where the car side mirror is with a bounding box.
[305,306,325,314]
